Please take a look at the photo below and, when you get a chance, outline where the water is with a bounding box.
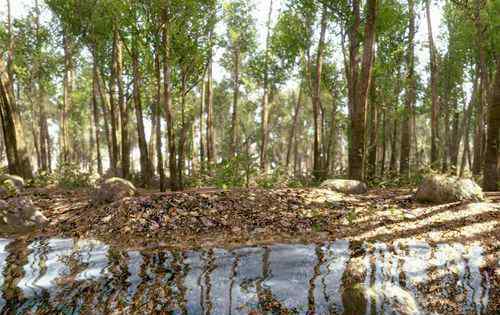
[0,238,494,314]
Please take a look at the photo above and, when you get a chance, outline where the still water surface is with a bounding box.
[0,238,493,314]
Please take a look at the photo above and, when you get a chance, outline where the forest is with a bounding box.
[0,0,498,191]
[0,0,499,313]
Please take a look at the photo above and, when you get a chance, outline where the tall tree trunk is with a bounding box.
[472,0,488,176]
[348,0,377,181]
[95,70,113,171]
[326,90,338,174]
[312,4,328,180]
[230,47,240,158]
[380,108,387,176]
[148,99,157,174]
[177,76,190,190]
[206,55,215,175]
[154,48,166,191]
[459,68,478,177]
[61,33,73,165]
[483,57,500,190]
[92,56,103,175]
[286,86,302,171]
[199,73,206,174]
[449,99,460,172]
[259,0,273,173]
[38,88,49,172]
[400,0,415,177]
[389,113,399,174]
[162,12,178,190]
[108,36,120,174]
[6,0,14,89]
[115,33,130,179]
[0,58,33,179]
[426,0,440,169]
[132,35,152,186]
[367,83,378,179]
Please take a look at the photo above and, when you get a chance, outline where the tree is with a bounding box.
[347,0,378,181]
[483,56,499,190]
[400,0,415,177]
[0,57,33,179]
[223,0,256,159]
[426,0,440,169]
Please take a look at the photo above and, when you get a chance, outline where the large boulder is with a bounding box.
[0,197,48,233]
[0,174,25,189]
[0,174,24,199]
[320,179,368,194]
[0,179,19,199]
[416,175,484,203]
[92,177,136,205]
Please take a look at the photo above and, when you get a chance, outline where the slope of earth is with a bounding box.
[2,187,497,250]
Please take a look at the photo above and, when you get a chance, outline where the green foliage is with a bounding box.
[55,164,92,189]
[32,165,92,189]
[210,155,257,189]
[30,171,56,188]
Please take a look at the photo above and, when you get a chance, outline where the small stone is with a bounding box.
[320,179,368,194]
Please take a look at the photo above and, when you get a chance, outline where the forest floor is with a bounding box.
[2,186,499,311]
[4,186,497,253]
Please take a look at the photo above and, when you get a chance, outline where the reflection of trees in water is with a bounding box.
[0,239,493,314]
[2,239,28,313]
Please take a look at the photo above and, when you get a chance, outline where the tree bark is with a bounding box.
[472,0,488,176]
[199,72,206,174]
[0,57,33,179]
[95,69,113,171]
[367,82,378,179]
[426,0,440,169]
[230,47,240,158]
[259,0,273,173]
[61,33,73,165]
[400,0,415,177]
[326,90,338,175]
[115,33,130,179]
[132,34,152,186]
[312,4,328,180]
[286,86,302,171]
[483,57,500,190]
[162,11,178,190]
[348,0,377,181]
[206,55,215,175]
[154,47,166,191]
[92,57,103,175]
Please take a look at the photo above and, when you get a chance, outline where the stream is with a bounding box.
[0,238,494,314]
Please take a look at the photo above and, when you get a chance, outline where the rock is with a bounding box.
[0,197,48,233]
[0,174,25,189]
[416,175,484,203]
[320,179,368,194]
[92,177,136,205]
[0,179,19,199]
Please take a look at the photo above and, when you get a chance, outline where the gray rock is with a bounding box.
[0,197,48,233]
[0,174,25,189]
[92,177,136,205]
[0,179,19,199]
[320,179,368,194]
[416,175,484,203]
